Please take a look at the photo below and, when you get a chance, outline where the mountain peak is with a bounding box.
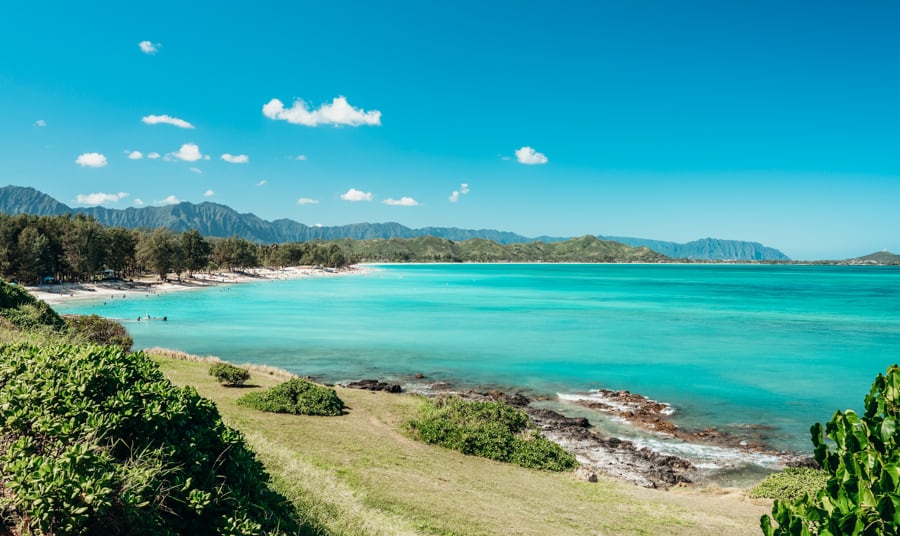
[0,185,792,261]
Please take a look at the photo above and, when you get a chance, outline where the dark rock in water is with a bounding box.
[527,408,590,429]
[414,373,425,379]
[786,457,819,469]
[470,390,532,407]
[524,406,695,489]
[346,379,402,393]
[503,393,532,407]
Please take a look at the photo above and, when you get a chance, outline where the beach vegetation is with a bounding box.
[237,378,345,416]
[180,229,212,275]
[0,213,354,286]
[408,396,578,471]
[0,343,303,535]
[211,236,259,271]
[136,227,180,280]
[762,364,900,535]
[209,362,251,386]
[63,313,133,351]
[749,467,827,502]
[0,277,64,329]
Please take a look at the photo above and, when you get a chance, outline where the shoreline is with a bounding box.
[26,265,372,305]
[147,346,803,490]
[36,264,808,489]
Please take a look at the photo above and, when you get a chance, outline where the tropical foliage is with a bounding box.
[63,314,133,352]
[209,363,251,387]
[762,364,900,535]
[237,378,345,416]
[408,396,578,471]
[750,467,828,502]
[0,277,64,330]
[0,213,353,284]
[0,343,302,535]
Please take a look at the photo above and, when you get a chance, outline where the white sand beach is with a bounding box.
[27,265,371,305]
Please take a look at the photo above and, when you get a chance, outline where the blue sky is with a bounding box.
[1,1,898,259]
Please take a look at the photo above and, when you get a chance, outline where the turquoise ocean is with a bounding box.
[56,264,900,472]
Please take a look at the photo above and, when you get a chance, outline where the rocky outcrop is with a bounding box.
[525,407,695,489]
[345,379,402,393]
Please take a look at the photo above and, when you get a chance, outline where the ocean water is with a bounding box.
[56,264,900,462]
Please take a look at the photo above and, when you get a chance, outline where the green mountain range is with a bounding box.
[0,185,790,261]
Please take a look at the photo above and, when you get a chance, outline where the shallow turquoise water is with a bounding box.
[57,264,900,454]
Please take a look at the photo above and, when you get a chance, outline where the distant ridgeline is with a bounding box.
[844,251,900,266]
[601,236,791,262]
[0,185,789,261]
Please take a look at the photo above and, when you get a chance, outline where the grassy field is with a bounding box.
[154,354,771,536]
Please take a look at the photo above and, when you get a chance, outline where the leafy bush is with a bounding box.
[408,396,577,471]
[209,363,251,387]
[0,343,303,535]
[0,279,64,330]
[762,364,900,535]
[750,467,828,502]
[237,378,345,416]
[64,314,133,352]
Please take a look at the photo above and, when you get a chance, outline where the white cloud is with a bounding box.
[263,96,381,127]
[204,189,215,197]
[515,146,548,165]
[126,150,143,160]
[221,153,249,164]
[256,179,267,187]
[75,152,108,168]
[384,196,419,206]
[157,195,180,205]
[76,191,128,205]
[449,182,470,203]
[147,152,161,159]
[134,198,145,206]
[189,167,203,174]
[313,223,323,228]
[33,119,46,127]
[296,154,308,161]
[142,114,194,129]
[169,143,205,162]
[139,41,160,55]
[297,197,319,205]
[340,188,373,202]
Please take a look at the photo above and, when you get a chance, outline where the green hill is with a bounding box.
[333,235,668,263]
[847,251,900,265]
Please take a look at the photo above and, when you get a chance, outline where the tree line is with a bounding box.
[0,213,351,284]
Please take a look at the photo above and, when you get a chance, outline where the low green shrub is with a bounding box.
[0,279,64,330]
[749,467,827,502]
[64,314,133,352]
[0,343,304,535]
[408,396,578,471]
[209,362,251,387]
[237,378,345,416]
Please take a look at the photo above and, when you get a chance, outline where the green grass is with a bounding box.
[153,353,770,536]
